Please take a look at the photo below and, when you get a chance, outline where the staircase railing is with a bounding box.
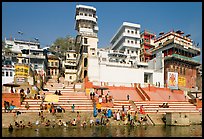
[138,84,151,101]
[134,83,146,101]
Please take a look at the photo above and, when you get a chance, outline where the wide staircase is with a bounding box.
[5,79,94,113]
[101,100,135,113]
[134,101,200,114]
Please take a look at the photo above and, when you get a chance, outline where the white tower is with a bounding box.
[75,4,99,82]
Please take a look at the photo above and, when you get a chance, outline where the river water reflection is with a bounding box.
[2,125,202,137]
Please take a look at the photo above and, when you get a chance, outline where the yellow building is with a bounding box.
[47,54,60,79]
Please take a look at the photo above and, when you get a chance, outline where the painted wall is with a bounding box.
[88,59,164,87]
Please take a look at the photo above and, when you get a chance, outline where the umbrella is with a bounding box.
[3,83,20,87]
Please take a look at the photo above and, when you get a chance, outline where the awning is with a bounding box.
[3,83,20,87]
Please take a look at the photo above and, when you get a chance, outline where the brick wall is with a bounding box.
[164,60,197,89]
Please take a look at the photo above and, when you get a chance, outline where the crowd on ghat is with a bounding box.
[7,87,149,130]
[8,102,148,131]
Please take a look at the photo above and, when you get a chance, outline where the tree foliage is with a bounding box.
[50,35,75,58]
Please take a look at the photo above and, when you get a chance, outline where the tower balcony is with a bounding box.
[76,15,97,23]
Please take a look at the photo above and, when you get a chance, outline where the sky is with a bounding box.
[2,2,202,63]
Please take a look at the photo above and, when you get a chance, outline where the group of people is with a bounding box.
[159,103,169,108]
[112,107,148,126]
[4,100,15,113]
[54,90,62,95]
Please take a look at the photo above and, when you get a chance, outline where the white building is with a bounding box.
[74,5,164,87]
[75,4,99,82]
[4,38,47,76]
[2,65,15,85]
[64,50,77,83]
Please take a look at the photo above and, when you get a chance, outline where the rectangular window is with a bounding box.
[10,72,13,77]
[84,38,88,44]
[2,71,4,76]
[6,71,9,77]
[55,62,58,66]
[69,76,72,79]
[51,62,54,66]
[73,54,76,58]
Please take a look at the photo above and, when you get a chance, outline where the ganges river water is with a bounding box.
[2,125,202,137]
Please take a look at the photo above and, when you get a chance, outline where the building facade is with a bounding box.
[2,64,15,85]
[47,54,60,79]
[140,30,156,62]
[64,50,77,83]
[151,30,201,90]
[75,4,99,82]
[73,5,164,87]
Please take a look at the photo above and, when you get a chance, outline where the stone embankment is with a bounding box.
[2,111,202,128]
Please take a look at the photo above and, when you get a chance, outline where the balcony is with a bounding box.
[21,54,45,59]
[65,69,77,74]
[64,62,77,66]
[79,32,97,37]
[76,15,97,23]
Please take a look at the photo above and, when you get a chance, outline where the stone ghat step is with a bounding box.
[23,100,92,103]
[144,107,196,111]
[134,103,195,106]
[2,107,94,111]
[113,105,133,108]
[21,104,93,107]
[136,105,196,108]
[47,89,74,91]
[142,111,199,114]
[58,95,87,98]
[113,100,130,103]
[59,98,90,100]
[2,109,94,113]
[23,101,92,104]
[134,101,191,104]
[113,103,131,106]
[143,110,199,113]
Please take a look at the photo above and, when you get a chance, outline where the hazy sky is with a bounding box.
[2,2,202,62]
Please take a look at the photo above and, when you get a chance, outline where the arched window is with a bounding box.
[84,70,87,78]
[84,58,88,67]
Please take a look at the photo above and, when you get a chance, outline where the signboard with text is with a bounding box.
[15,64,29,77]
[178,76,186,87]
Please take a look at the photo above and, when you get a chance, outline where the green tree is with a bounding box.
[50,35,75,59]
